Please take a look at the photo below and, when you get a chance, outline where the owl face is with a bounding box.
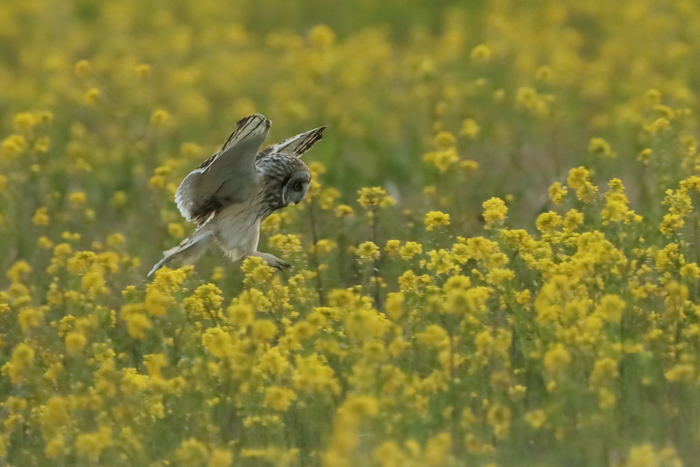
[282,172,311,206]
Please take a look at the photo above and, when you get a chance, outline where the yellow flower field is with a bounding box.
[2,0,700,465]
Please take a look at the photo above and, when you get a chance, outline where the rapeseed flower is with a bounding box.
[3,2,700,465]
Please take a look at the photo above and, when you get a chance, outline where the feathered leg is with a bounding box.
[148,231,214,277]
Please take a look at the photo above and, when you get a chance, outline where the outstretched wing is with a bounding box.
[256,126,326,161]
[175,114,271,223]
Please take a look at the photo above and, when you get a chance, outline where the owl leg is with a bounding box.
[148,231,214,277]
[249,251,291,270]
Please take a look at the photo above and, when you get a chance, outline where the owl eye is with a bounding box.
[293,182,303,191]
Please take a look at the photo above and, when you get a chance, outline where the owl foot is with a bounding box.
[252,252,291,270]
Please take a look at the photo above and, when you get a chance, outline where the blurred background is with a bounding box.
[1,0,698,275]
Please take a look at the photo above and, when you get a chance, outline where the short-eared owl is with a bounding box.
[148,114,325,277]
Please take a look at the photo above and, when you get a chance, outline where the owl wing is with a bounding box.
[175,114,271,223]
[256,126,326,161]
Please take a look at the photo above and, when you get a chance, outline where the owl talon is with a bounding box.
[271,258,291,270]
[253,252,291,270]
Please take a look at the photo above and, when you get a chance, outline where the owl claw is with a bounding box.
[269,258,291,270]
[253,252,291,270]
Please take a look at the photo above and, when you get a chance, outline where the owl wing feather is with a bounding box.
[175,114,271,223]
[256,126,326,161]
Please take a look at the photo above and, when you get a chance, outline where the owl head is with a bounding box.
[282,171,311,206]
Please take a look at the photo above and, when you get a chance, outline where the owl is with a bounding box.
[148,114,325,277]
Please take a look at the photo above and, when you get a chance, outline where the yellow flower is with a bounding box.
[208,449,234,467]
[589,358,619,389]
[293,354,340,395]
[150,109,171,126]
[320,188,340,210]
[487,404,510,439]
[74,59,91,76]
[1,134,27,158]
[644,89,662,105]
[588,137,616,157]
[228,303,254,327]
[122,311,151,339]
[344,394,379,417]
[358,187,392,209]
[65,332,87,354]
[432,131,456,149]
[548,182,568,204]
[69,191,87,208]
[536,211,562,234]
[39,396,70,431]
[268,233,302,253]
[45,434,67,458]
[7,260,31,284]
[563,209,584,230]
[18,307,44,333]
[665,363,695,383]
[399,241,422,260]
[424,211,450,231]
[107,233,125,247]
[374,442,405,467]
[143,353,167,379]
[482,198,507,228]
[535,66,554,82]
[524,410,546,429]
[637,148,652,165]
[595,295,625,323]
[567,167,598,203]
[75,426,112,463]
[174,438,209,467]
[252,319,278,341]
[385,292,404,320]
[145,287,170,316]
[168,222,185,238]
[309,24,335,48]
[241,256,275,283]
[356,241,380,263]
[660,214,684,236]
[203,327,234,358]
[424,147,459,171]
[134,63,151,79]
[335,204,355,218]
[384,239,401,257]
[460,159,479,175]
[543,344,571,376]
[460,118,480,139]
[311,239,337,254]
[84,88,101,105]
[33,206,49,226]
[13,113,36,133]
[261,213,281,232]
[470,44,492,63]
[417,324,449,349]
[264,386,297,411]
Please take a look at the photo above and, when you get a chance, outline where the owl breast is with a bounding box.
[209,190,266,255]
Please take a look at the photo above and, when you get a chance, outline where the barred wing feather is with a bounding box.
[256,126,326,161]
[175,114,271,223]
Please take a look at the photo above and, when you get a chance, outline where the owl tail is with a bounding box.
[148,231,214,277]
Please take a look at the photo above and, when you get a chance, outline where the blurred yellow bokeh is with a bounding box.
[2,1,700,466]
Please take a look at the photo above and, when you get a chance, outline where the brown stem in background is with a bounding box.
[372,208,382,309]
[307,201,326,307]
